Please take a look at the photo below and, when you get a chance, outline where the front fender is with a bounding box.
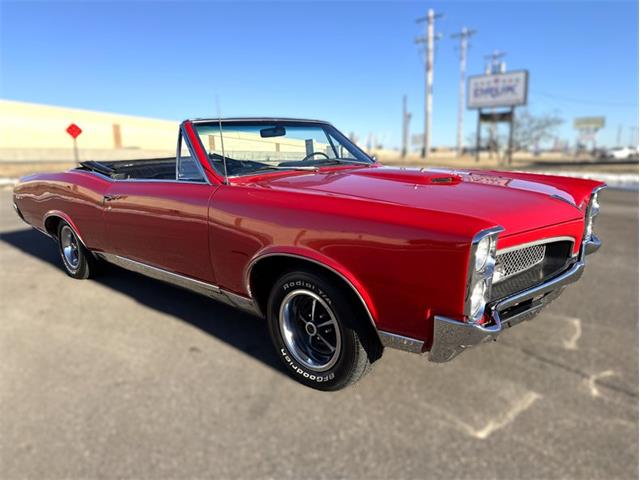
[245,245,380,332]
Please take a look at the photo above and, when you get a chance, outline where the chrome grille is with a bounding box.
[495,244,546,282]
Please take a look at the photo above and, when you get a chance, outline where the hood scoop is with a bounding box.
[353,168,462,186]
[428,174,462,185]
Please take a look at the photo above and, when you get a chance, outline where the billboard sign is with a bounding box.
[468,71,528,109]
[573,117,605,130]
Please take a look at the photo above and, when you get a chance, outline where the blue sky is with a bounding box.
[1,1,638,148]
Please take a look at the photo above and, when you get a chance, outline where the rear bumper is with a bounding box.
[427,236,598,363]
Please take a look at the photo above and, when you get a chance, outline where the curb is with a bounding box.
[523,171,639,191]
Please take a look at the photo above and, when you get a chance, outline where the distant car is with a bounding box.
[13,118,605,390]
[605,146,639,161]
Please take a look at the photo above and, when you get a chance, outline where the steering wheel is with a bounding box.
[300,152,330,163]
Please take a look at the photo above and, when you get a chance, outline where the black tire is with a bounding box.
[267,270,377,391]
[56,221,98,279]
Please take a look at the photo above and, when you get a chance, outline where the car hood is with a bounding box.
[249,166,587,237]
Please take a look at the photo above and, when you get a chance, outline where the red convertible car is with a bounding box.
[12,118,604,390]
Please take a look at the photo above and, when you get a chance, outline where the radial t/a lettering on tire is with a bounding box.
[267,270,377,391]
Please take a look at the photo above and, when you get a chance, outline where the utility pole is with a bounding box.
[451,27,476,156]
[616,124,623,147]
[416,9,442,160]
[401,95,411,157]
[485,50,506,74]
[630,126,638,146]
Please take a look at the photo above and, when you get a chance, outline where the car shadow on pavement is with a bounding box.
[0,228,286,375]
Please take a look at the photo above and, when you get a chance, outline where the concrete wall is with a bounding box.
[0,99,179,161]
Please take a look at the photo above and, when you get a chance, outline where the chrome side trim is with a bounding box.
[245,253,381,342]
[99,253,220,295]
[379,331,424,354]
[81,170,211,185]
[496,236,575,255]
[97,253,261,317]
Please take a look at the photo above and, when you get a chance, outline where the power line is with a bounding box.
[531,90,638,107]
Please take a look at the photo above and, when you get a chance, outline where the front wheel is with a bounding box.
[267,271,377,391]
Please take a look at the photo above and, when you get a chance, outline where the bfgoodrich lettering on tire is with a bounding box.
[267,270,377,391]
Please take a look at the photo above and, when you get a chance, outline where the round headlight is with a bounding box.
[469,280,487,321]
[475,236,491,271]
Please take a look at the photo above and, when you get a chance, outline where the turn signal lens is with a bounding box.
[469,280,487,322]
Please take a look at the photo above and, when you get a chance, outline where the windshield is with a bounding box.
[192,121,373,177]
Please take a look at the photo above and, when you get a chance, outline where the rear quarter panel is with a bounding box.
[13,171,111,251]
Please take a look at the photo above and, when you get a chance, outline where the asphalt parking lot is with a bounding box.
[0,188,637,479]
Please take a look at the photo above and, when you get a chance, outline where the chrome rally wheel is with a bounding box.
[267,270,380,391]
[60,225,80,271]
[56,221,97,279]
[279,289,342,372]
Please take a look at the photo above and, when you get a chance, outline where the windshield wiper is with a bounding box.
[316,158,374,166]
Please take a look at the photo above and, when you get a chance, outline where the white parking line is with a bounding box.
[561,317,582,350]
[465,392,542,439]
[585,370,617,397]
[546,313,583,350]
[426,391,542,439]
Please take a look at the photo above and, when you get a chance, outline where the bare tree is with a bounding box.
[510,110,564,151]
[465,110,563,157]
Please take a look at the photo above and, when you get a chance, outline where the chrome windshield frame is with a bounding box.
[189,119,376,182]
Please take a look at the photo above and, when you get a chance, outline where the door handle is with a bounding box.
[103,194,123,202]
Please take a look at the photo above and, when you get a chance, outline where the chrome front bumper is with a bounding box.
[427,236,599,363]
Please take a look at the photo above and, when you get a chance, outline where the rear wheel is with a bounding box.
[267,270,376,391]
[56,222,97,279]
